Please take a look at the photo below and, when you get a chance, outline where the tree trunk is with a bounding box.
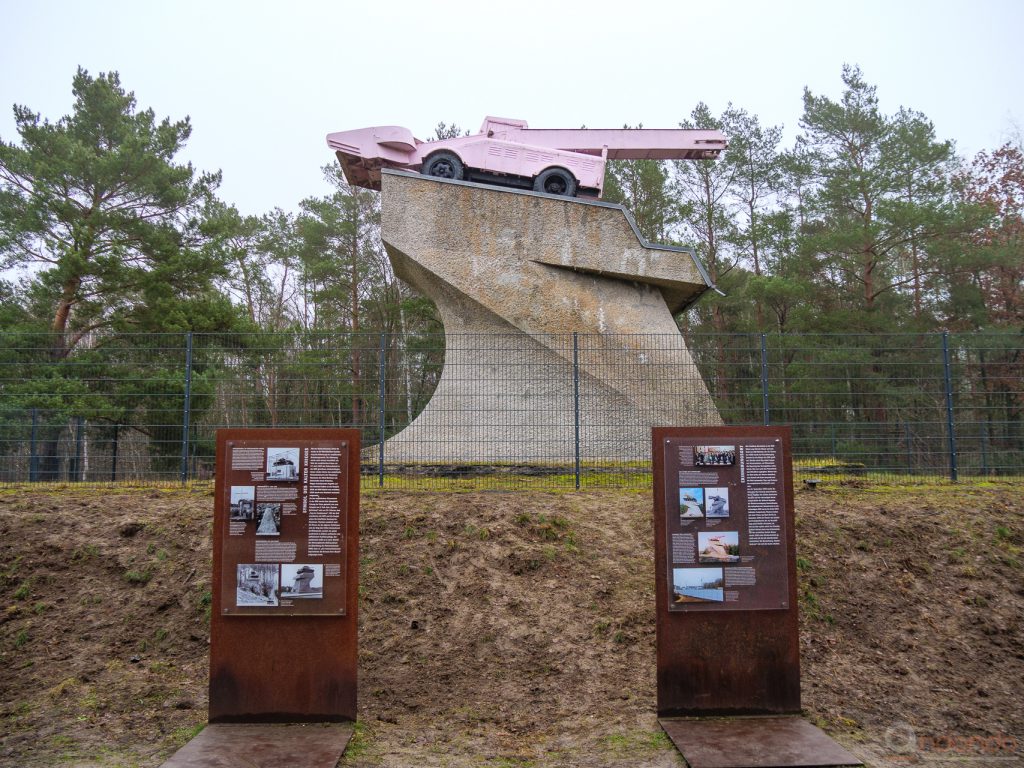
[37,435,63,481]
[704,175,730,402]
[350,226,362,427]
[398,298,414,423]
[35,275,83,480]
[862,197,875,310]
[912,246,922,318]
[51,275,81,352]
[863,253,875,309]
[748,191,765,331]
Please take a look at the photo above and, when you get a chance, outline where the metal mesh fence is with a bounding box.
[0,331,1020,489]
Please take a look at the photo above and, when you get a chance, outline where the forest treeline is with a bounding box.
[2,65,1021,348]
[0,66,1021,477]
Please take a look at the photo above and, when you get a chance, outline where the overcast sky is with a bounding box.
[2,0,1022,216]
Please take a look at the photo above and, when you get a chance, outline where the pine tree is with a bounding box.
[0,68,231,353]
[795,65,969,329]
[0,68,238,478]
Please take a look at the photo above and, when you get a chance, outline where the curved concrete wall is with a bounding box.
[380,171,721,462]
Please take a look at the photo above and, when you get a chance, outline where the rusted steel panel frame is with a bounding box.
[653,426,800,717]
[209,428,360,723]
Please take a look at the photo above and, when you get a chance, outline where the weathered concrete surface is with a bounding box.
[380,171,721,462]
[160,723,354,768]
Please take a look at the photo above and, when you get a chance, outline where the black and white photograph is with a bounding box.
[255,503,282,536]
[705,487,730,518]
[679,487,705,519]
[694,445,736,466]
[229,485,256,521]
[266,447,300,481]
[698,531,741,563]
[279,564,324,599]
[236,564,279,607]
[672,567,724,604]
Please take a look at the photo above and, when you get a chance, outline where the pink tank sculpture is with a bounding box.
[327,116,727,198]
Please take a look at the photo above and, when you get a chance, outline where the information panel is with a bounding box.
[653,426,800,716]
[219,437,350,616]
[210,428,359,722]
[662,434,790,612]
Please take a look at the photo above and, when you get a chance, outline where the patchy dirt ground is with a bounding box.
[1,482,1022,767]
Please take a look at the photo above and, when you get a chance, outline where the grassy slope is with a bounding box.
[0,482,1021,767]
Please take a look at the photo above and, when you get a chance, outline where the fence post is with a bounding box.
[760,333,770,426]
[111,424,120,482]
[903,421,913,474]
[572,332,581,490]
[941,331,958,482]
[29,408,39,482]
[378,332,387,488]
[180,331,193,484]
[980,421,989,476]
[71,416,84,482]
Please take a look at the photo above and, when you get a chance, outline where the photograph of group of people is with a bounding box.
[694,445,736,466]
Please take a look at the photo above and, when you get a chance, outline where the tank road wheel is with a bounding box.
[533,167,577,197]
[421,151,464,181]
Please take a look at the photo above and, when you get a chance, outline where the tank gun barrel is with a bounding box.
[514,128,728,160]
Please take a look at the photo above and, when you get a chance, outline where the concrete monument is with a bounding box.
[327,119,726,463]
[293,566,315,594]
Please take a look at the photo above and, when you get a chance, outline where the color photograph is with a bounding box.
[694,445,736,466]
[229,485,255,521]
[254,503,282,536]
[705,487,730,518]
[266,447,300,481]
[698,531,740,563]
[280,564,324,599]
[672,567,724,603]
[679,487,705,518]
[236,564,279,607]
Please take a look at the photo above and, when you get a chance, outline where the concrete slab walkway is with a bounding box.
[160,722,354,768]
[659,716,862,768]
